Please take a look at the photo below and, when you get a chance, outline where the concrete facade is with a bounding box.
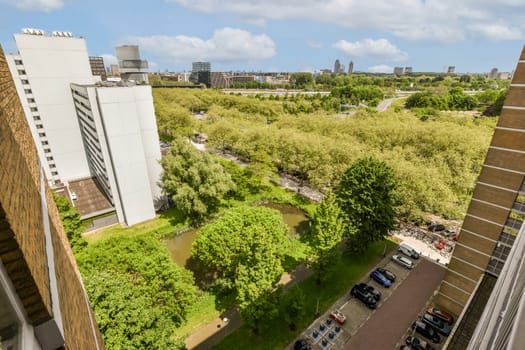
[115,45,149,83]
[71,83,162,226]
[1,45,104,349]
[6,32,97,186]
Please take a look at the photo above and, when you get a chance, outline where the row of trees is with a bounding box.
[153,89,495,221]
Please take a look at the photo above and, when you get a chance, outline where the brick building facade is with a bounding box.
[0,45,104,349]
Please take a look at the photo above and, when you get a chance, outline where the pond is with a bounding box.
[165,203,309,267]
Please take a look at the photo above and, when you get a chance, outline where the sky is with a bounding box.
[1,0,524,74]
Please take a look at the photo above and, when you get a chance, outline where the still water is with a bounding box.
[165,203,309,267]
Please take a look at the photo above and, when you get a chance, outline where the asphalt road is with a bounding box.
[345,258,446,349]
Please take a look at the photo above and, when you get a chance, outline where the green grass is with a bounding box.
[84,206,190,244]
[213,239,397,350]
[172,292,221,341]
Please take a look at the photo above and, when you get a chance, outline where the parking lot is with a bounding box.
[289,252,446,349]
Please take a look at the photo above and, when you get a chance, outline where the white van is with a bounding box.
[399,243,420,259]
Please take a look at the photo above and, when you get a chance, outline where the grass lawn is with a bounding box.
[213,239,398,350]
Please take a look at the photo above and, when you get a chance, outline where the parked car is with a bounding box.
[428,224,445,232]
[370,270,392,287]
[392,254,415,269]
[294,339,312,350]
[360,283,381,300]
[329,309,346,324]
[70,192,77,200]
[376,267,396,282]
[443,228,457,237]
[421,313,451,336]
[427,307,454,325]
[405,335,435,350]
[412,320,441,343]
[351,283,378,309]
[399,243,420,259]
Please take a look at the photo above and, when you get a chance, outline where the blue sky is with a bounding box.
[1,0,524,73]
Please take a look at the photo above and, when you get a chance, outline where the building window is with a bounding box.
[24,89,32,94]
[17,70,26,75]
[38,132,46,137]
[14,59,23,65]
[30,107,38,112]
[33,115,41,121]
[42,141,48,145]
[51,171,58,176]
[36,124,43,129]
[21,79,29,84]
[46,156,53,161]
[44,148,51,153]
[50,164,56,168]
[27,98,35,103]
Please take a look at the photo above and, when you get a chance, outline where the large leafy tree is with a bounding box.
[306,191,346,284]
[77,235,197,349]
[160,137,235,219]
[192,206,287,332]
[336,157,397,252]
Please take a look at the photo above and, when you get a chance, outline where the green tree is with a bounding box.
[160,136,235,220]
[290,72,314,88]
[306,191,345,284]
[77,235,197,349]
[53,194,86,253]
[192,206,287,332]
[336,157,397,252]
[280,285,306,330]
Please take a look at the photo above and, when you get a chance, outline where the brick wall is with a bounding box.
[0,45,104,348]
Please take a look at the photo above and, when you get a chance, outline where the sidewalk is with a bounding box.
[185,264,313,350]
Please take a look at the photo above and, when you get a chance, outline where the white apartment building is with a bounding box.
[71,82,162,226]
[6,31,96,184]
[6,29,163,226]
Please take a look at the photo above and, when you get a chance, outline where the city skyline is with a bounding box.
[1,1,524,74]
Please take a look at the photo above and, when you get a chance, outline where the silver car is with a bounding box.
[392,254,414,269]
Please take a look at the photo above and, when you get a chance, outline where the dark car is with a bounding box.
[294,339,312,350]
[412,320,440,343]
[351,284,378,309]
[421,313,451,336]
[376,267,396,282]
[427,307,454,325]
[370,270,392,287]
[406,335,436,350]
[359,282,381,301]
[428,224,445,232]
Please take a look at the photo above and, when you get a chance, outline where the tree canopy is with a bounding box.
[306,191,346,284]
[160,136,235,219]
[77,235,197,349]
[192,206,288,330]
[336,157,397,252]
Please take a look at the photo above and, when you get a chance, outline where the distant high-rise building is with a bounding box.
[393,67,404,75]
[115,45,149,83]
[110,63,120,76]
[348,61,354,74]
[89,56,107,81]
[334,59,345,74]
[405,66,413,74]
[489,67,499,79]
[190,61,211,87]
[448,66,456,74]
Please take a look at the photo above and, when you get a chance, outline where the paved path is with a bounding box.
[345,258,446,349]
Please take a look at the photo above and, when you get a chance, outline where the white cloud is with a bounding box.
[333,39,408,62]
[368,64,394,74]
[100,54,118,67]
[468,23,522,40]
[7,0,65,12]
[170,0,525,42]
[122,27,275,65]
